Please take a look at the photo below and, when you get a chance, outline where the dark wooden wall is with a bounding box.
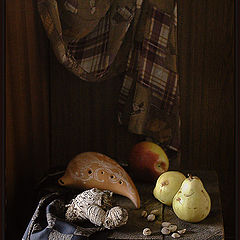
[6,1,50,239]
[49,55,143,169]
[6,0,235,239]
[178,1,235,238]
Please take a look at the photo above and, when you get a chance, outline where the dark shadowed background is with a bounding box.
[5,0,235,239]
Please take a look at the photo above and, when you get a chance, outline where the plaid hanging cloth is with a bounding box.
[38,0,180,164]
[118,0,180,164]
[37,0,142,82]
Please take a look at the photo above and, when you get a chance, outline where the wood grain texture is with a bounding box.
[178,1,235,238]
[108,183,164,239]
[107,171,224,240]
[49,52,143,169]
[6,0,50,238]
[26,170,223,240]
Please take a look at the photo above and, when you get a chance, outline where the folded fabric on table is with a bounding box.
[22,192,109,240]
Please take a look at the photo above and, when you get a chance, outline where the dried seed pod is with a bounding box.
[143,228,152,236]
[147,214,156,222]
[168,224,177,232]
[161,227,170,235]
[162,221,171,227]
[171,232,181,238]
[141,210,148,218]
[150,209,161,215]
[177,229,186,234]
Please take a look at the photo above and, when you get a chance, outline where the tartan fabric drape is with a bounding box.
[37,0,139,81]
[118,1,179,153]
[38,0,179,157]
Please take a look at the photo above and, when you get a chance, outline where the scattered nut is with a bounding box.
[147,214,156,222]
[168,224,178,232]
[177,229,186,234]
[141,210,148,218]
[143,228,152,236]
[150,209,161,215]
[162,221,171,227]
[161,227,170,235]
[171,232,181,238]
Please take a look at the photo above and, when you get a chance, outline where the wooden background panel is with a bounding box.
[6,0,50,239]
[49,54,143,169]
[178,0,235,239]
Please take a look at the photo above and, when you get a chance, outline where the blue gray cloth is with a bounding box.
[22,192,109,240]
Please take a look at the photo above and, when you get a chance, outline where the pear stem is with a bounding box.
[187,173,193,180]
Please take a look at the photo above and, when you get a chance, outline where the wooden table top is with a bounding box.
[107,170,224,240]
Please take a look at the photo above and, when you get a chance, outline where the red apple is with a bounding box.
[128,141,169,182]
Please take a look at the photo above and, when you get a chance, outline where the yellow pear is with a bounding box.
[172,174,211,223]
[153,171,186,206]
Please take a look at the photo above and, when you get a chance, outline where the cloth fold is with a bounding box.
[37,0,140,81]
[38,0,180,164]
[22,192,109,240]
[118,1,180,156]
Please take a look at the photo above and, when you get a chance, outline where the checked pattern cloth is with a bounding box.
[67,10,111,79]
[38,0,180,158]
[118,2,179,156]
[119,6,177,114]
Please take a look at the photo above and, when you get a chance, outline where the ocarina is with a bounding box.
[58,152,141,208]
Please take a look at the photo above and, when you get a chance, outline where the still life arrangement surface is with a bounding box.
[23,147,223,240]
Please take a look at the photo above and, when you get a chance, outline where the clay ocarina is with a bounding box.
[58,152,141,208]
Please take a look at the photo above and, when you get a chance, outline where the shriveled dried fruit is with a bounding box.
[141,210,148,218]
[143,228,152,236]
[171,232,180,238]
[177,229,186,234]
[162,221,171,227]
[161,227,170,235]
[147,214,156,222]
[168,224,177,232]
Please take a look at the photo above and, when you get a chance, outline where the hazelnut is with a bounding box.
[171,232,181,238]
[162,221,171,227]
[177,229,186,234]
[141,210,148,218]
[147,214,156,222]
[161,227,170,235]
[143,228,152,236]
[168,224,177,232]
